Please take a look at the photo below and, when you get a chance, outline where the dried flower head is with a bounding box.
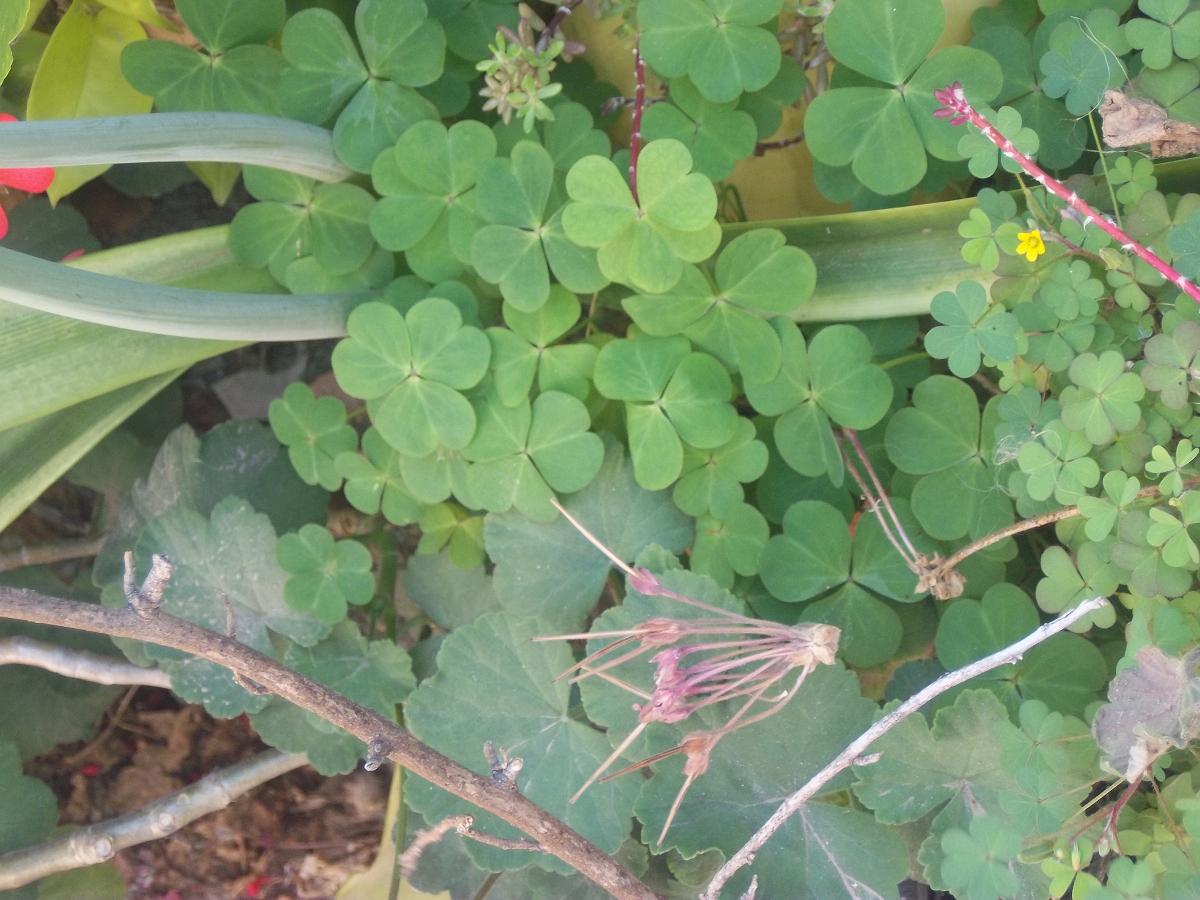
[536,498,841,841]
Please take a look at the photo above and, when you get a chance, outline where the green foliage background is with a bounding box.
[8,0,1200,897]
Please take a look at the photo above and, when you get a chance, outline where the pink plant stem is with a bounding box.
[629,43,646,205]
[840,430,920,565]
[935,82,1200,304]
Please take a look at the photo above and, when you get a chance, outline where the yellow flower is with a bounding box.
[1015,229,1046,262]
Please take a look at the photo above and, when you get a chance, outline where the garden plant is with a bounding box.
[3,0,1200,897]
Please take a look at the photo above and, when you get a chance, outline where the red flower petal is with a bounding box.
[0,205,9,241]
[0,166,55,193]
[0,113,56,193]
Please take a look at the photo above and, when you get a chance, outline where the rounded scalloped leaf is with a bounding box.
[639,0,783,103]
[250,622,413,774]
[277,524,375,625]
[268,382,356,491]
[673,416,768,516]
[404,613,640,870]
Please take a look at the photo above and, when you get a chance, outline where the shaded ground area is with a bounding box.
[31,689,387,899]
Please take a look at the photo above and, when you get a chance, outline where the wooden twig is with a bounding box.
[0,749,308,888]
[701,597,1109,899]
[0,636,170,687]
[0,585,659,900]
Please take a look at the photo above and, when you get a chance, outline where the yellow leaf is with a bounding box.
[93,0,171,30]
[187,161,241,206]
[27,0,152,202]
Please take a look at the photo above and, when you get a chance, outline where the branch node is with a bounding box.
[122,552,172,618]
[363,737,390,772]
[484,741,524,792]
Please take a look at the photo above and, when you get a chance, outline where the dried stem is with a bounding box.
[701,596,1110,899]
[629,43,646,205]
[933,479,1200,577]
[753,133,805,156]
[839,429,921,566]
[0,636,170,687]
[0,585,658,899]
[0,749,308,888]
[934,83,1200,304]
[0,536,105,573]
[535,0,585,54]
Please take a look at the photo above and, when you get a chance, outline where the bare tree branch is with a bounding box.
[0,586,660,900]
[0,748,307,889]
[0,635,170,687]
[701,596,1110,900]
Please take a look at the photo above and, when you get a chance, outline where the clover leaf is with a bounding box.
[417,503,485,569]
[279,0,443,171]
[331,299,491,457]
[594,336,737,489]
[1040,15,1129,115]
[757,499,929,666]
[805,0,1002,194]
[1125,0,1200,70]
[1076,470,1141,540]
[925,280,1021,377]
[472,141,607,311]
[121,0,285,114]
[958,190,1021,272]
[1014,420,1101,504]
[1015,296,1095,373]
[1060,350,1147,446]
[487,287,595,406]
[464,391,604,521]
[885,376,1014,541]
[267,382,356,491]
[745,320,892,484]
[562,139,721,294]
[251,622,413,774]
[484,440,692,630]
[690,500,769,586]
[957,106,1040,178]
[639,0,783,103]
[672,416,768,516]
[640,77,758,180]
[624,228,817,381]
[277,524,375,625]
[1146,491,1200,567]
[334,428,422,525]
[370,120,496,281]
[1168,209,1200,278]
[936,584,1110,712]
[492,101,612,179]
[1146,439,1199,496]
[231,166,377,279]
[1035,545,1120,628]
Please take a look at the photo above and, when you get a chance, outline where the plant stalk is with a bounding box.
[0,113,352,182]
